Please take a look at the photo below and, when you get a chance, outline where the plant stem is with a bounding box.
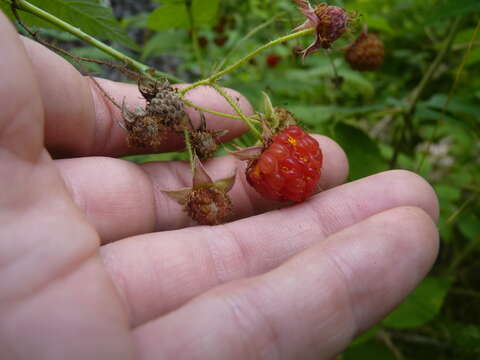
[405,17,461,116]
[183,129,195,173]
[416,18,479,172]
[214,12,285,73]
[209,83,262,139]
[11,0,182,83]
[326,49,340,80]
[182,99,260,124]
[446,194,478,225]
[180,28,314,95]
[182,99,242,120]
[448,235,480,275]
[390,17,461,168]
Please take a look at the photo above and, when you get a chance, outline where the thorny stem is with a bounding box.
[10,0,182,83]
[183,129,195,173]
[209,83,262,139]
[179,28,315,95]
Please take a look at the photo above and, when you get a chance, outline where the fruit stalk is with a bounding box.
[179,28,314,95]
[209,83,262,139]
[183,129,195,173]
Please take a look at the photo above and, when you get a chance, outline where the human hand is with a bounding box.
[0,13,439,359]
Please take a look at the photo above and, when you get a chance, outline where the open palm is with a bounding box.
[0,14,439,359]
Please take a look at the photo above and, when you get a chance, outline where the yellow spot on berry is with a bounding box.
[288,136,297,146]
[251,166,261,179]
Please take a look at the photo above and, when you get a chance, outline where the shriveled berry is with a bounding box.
[293,1,354,57]
[246,125,323,202]
[345,33,385,71]
[190,129,224,159]
[148,87,187,130]
[185,187,233,225]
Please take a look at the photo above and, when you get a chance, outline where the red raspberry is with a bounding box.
[266,54,282,68]
[246,125,323,202]
[214,36,228,47]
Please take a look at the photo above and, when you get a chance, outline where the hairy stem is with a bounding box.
[183,129,195,173]
[214,12,286,73]
[11,0,182,83]
[209,83,261,139]
[180,28,314,95]
[182,99,260,124]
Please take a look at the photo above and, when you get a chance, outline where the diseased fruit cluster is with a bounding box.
[121,81,188,149]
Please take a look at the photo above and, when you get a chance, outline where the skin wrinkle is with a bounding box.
[221,283,282,359]
[146,161,193,230]
[1,227,98,305]
[320,245,360,338]
[136,164,160,235]
[87,77,118,155]
[206,224,250,283]
[99,247,135,327]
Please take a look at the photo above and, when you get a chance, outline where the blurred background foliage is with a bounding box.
[1,0,479,358]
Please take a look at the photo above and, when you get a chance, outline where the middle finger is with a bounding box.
[101,169,438,327]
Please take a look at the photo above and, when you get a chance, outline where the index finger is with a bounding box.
[21,37,252,158]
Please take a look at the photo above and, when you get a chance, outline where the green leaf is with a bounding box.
[383,276,452,329]
[343,341,396,360]
[141,30,188,60]
[6,0,137,49]
[449,323,480,356]
[147,1,189,30]
[351,327,380,347]
[333,122,387,181]
[427,0,480,22]
[435,185,461,203]
[192,0,220,25]
[425,94,480,118]
[458,212,480,240]
[363,15,395,35]
[147,0,219,30]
